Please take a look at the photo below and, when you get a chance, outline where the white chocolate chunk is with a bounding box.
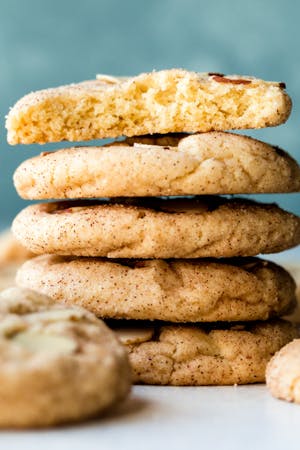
[12,331,77,354]
[114,327,154,345]
[95,74,123,84]
[0,316,26,337]
[24,308,87,323]
[133,143,177,150]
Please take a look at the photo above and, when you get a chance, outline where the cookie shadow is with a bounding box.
[99,394,150,423]
[75,393,151,429]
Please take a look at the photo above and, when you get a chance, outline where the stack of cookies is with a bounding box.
[7,69,300,385]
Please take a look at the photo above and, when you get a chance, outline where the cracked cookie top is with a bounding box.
[111,319,298,385]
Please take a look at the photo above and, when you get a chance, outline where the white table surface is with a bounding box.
[2,247,300,449]
[2,385,300,450]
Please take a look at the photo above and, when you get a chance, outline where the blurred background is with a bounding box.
[1,0,299,228]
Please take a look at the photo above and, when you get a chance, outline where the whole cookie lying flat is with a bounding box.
[16,255,296,322]
[6,70,291,145]
[266,339,300,403]
[0,287,130,428]
[13,132,300,199]
[110,320,298,385]
[12,197,300,258]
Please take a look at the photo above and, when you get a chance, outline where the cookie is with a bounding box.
[0,230,34,267]
[110,320,298,385]
[12,197,300,258]
[6,70,291,145]
[16,255,296,322]
[0,287,130,428]
[284,264,300,322]
[266,339,300,403]
[0,265,21,292]
[0,230,35,291]
[13,132,300,199]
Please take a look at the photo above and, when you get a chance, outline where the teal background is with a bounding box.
[0,0,299,228]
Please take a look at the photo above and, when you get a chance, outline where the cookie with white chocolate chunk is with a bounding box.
[6,70,291,144]
[0,287,131,428]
